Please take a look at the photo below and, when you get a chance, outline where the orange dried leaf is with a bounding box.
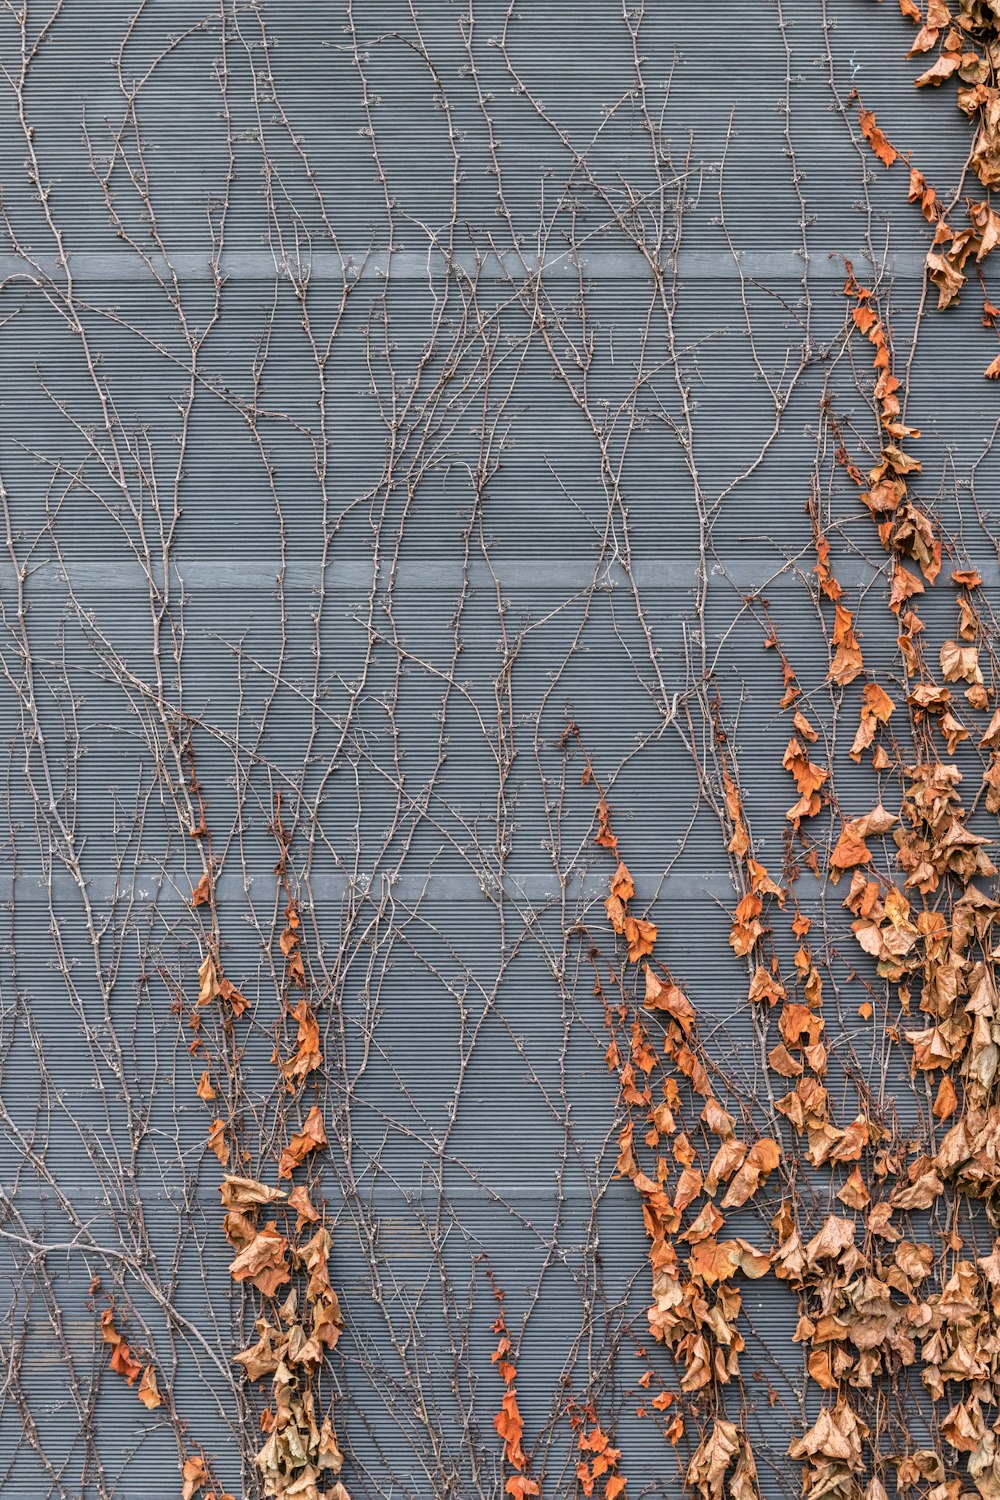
[829,606,864,686]
[859,107,899,168]
[933,1074,958,1120]
[287,1183,320,1229]
[595,795,618,851]
[278,1103,328,1179]
[207,1118,230,1168]
[219,1175,286,1211]
[623,915,657,963]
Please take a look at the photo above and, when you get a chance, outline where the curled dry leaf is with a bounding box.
[288,1184,320,1229]
[643,966,695,1032]
[279,998,322,1087]
[207,1118,230,1168]
[181,1456,210,1500]
[137,1364,161,1410]
[278,1104,328,1180]
[228,1221,291,1297]
[197,953,218,1007]
[688,1420,761,1500]
[859,106,899,167]
[219,1175,287,1211]
[720,1138,782,1209]
[101,1306,143,1385]
[830,605,864,686]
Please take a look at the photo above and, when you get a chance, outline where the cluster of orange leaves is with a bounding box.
[107,781,351,1500]
[569,1403,627,1500]
[858,0,1000,372]
[98,1292,162,1412]
[585,770,781,1457]
[489,1277,541,1499]
[569,248,1000,1498]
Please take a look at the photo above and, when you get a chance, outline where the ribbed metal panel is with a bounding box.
[0,1,990,1496]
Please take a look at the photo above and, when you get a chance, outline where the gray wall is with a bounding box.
[0,2,991,1496]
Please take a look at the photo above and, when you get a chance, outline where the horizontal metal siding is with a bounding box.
[0,1,987,1496]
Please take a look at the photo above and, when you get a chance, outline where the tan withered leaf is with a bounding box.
[933,1073,958,1120]
[704,1139,747,1195]
[915,50,962,87]
[217,974,250,1017]
[768,1041,802,1078]
[232,1319,282,1382]
[849,682,895,762]
[700,1096,736,1139]
[279,998,322,1087]
[829,605,864,686]
[180,1456,216,1500]
[219,1175,286,1211]
[804,1215,856,1266]
[836,1167,870,1211]
[223,1209,256,1253]
[859,107,898,168]
[830,828,872,873]
[748,966,785,1006]
[940,638,983,685]
[688,1237,770,1285]
[788,1399,868,1468]
[730,892,764,957]
[137,1364,161,1410]
[594,793,617,851]
[926,243,966,307]
[109,1338,142,1382]
[688,1420,761,1500]
[672,1165,703,1214]
[197,953,218,1007]
[228,1221,291,1297]
[831,806,897,874]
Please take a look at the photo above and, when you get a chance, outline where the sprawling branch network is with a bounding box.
[2,2,1000,1498]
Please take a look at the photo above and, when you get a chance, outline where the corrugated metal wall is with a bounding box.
[0,2,994,1495]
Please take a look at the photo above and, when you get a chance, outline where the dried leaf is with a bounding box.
[207,1118,230,1168]
[138,1364,161,1410]
[197,953,218,1007]
[228,1221,291,1297]
[278,1104,328,1180]
[859,107,899,167]
[219,1175,286,1211]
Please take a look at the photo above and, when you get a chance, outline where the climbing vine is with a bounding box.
[2,2,1000,1498]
